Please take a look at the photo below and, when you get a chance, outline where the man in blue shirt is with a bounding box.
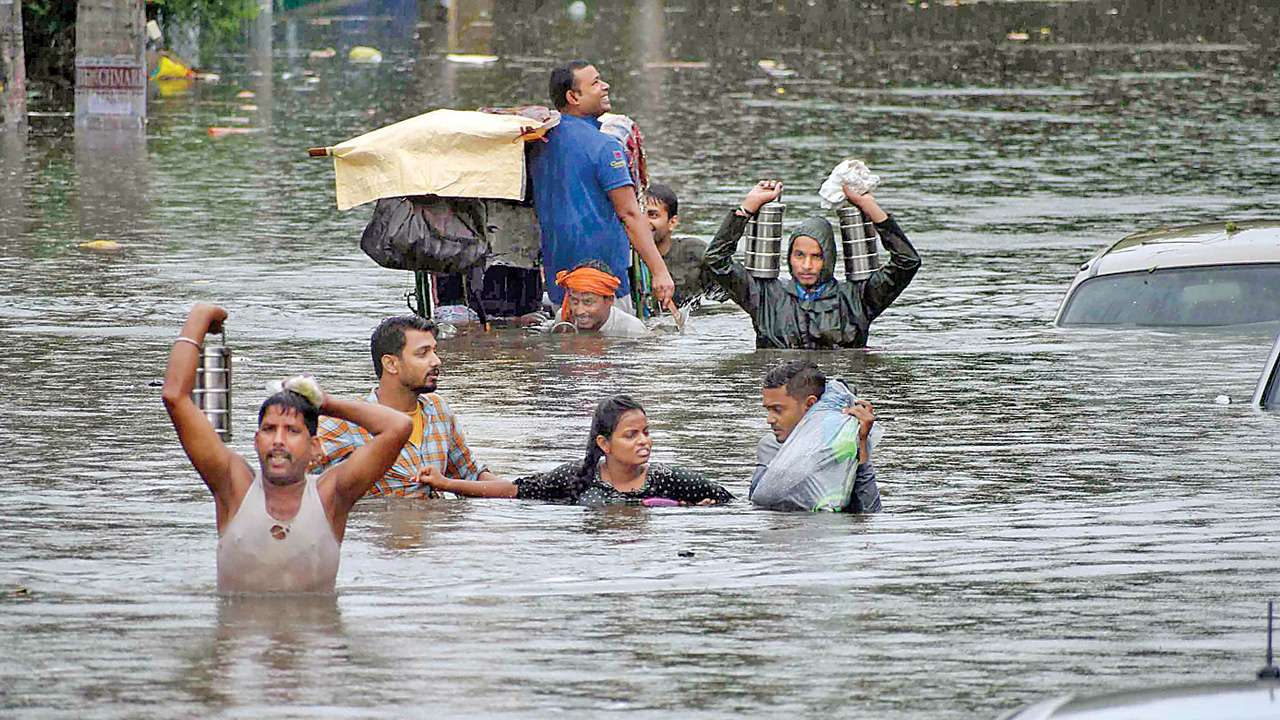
[529,60,674,310]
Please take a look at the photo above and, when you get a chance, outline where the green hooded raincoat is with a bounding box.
[702,211,921,348]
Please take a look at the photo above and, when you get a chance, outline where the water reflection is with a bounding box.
[0,128,26,242]
[73,130,149,244]
[356,495,470,551]
[578,503,653,536]
[179,595,349,706]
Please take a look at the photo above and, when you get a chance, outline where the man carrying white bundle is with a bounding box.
[162,303,411,594]
[751,360,882,513]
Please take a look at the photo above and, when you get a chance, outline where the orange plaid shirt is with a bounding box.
[314,389,485,497]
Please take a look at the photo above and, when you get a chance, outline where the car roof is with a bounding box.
[1087,220,1280,277]
[1001,680,1280,720]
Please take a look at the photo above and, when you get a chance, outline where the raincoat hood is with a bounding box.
[701,208,922,349]
[786,216,838,294]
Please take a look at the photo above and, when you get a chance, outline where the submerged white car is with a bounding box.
[1253,329,1280,409]
[998,604,1280,719]
[1055,221,1280,327]
[997,680,1280,720]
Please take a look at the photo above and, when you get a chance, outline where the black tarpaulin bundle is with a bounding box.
[359,194,489,274]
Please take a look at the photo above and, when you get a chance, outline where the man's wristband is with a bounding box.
[736,205,757,219]
[174,336,202,350]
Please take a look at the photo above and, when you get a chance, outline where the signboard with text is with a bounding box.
[75,56,145,127]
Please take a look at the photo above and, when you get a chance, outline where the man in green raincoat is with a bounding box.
[702,180,921,348]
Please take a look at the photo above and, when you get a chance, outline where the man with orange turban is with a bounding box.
[552,260,649,338]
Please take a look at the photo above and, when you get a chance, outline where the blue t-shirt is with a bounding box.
[529,114,634,303]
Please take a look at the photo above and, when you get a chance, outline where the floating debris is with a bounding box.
[235,90,255,99]
[349,46,383,64]
[309,47,337,60]
[207,127,262,138]
[152,55,193,80]
[644,60,711,70]
[757,59,797,78]
[1215,395,1232,405]
[1007,31,1030,41]
[446,54,499,65]
[79,240,123,252]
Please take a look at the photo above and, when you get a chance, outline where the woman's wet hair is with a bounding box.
[763,360,826,401]
[576,394,646,486]
[258,391,320,436]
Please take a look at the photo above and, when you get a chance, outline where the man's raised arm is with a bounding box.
[703,180,784,312]
[848,191,921,321]
[321,396,412,507]
[161,303,241,498]
[608,185,675,305]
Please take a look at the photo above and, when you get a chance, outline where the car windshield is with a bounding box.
[1059,264,1280,327]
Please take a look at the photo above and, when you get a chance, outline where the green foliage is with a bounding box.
[152,0,262,46]
[21,1,77,88]
[21,1,263,87]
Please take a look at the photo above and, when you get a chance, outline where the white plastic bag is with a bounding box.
[818,159,881,209]
[750,379,882,511]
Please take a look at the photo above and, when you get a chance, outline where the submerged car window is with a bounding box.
[1264,369,1280,410]
[1260,342,1280,411]
[1059,264,1280,327]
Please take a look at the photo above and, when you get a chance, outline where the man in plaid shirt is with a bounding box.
[314,315,498,497]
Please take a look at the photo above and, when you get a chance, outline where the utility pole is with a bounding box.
[0,0,26,129]
[75,0,146,132]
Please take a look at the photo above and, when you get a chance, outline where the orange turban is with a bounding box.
[555,266,621,320]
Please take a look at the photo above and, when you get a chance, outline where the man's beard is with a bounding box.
[412,374,438,394]
[261,451,303,486]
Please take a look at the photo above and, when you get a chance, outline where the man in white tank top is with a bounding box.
[162,303,412,594]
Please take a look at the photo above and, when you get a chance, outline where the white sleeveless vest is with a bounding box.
[216,472,340,593]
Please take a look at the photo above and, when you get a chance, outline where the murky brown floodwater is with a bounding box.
[3,0,1280,717]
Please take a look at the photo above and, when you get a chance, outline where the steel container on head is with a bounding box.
[744,203,785,279]
[837,205,882,281]
[194,332,232,440]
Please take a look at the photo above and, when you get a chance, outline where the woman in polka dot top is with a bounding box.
[418,395,733,506]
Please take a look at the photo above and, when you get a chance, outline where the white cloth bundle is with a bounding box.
[267,374,325,409]
[818,159,881,209]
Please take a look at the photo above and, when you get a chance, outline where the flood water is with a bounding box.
[3,0,1280,717]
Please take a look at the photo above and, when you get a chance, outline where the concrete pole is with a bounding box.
[75,0,146,132]
[1,0,27,129]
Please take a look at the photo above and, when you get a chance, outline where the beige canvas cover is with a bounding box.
[330,109,555,211]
